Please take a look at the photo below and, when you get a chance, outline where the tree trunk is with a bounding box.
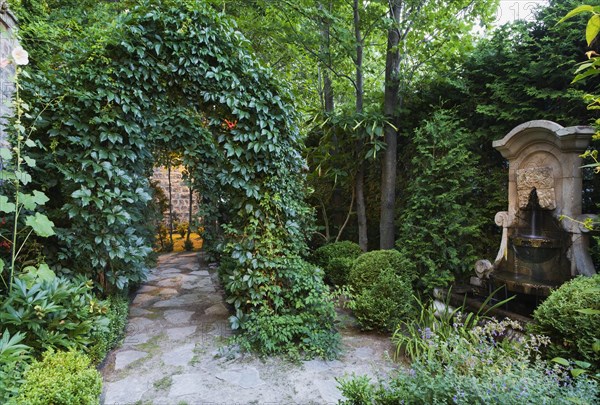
[353,0,368,251]
[380,0,402,250]
[186,185,193,243]
[319,0,346,239]
[319,2,335,115]
[355,164,368,250]
[167,156,174,246]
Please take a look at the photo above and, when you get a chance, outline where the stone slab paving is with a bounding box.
[101,252,397,405]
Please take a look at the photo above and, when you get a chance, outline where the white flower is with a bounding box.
[11,46,28,66]
[0,59,9,69]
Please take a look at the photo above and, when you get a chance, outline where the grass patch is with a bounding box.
[153,376,173,390]
[189,342,207,366]
[156,233,203,252]
[136,334,164,353]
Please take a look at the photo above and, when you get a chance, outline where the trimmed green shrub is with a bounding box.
[15,350,102,405]
[312,241,363,286]
[353,268,415,331]
[530,275,600,366]
[312,241,363,266]
[325,257,356,286]
[348,249,417,293]
[88,294,129,365]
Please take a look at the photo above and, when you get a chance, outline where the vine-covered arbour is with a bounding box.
[17,0,338,357]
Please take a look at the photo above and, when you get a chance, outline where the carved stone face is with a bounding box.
[516,166,556,210]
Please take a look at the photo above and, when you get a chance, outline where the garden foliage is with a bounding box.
[340,299,599,404]
[0,276,108,354]
[12,0,336,357]
[348,249,417,293]
[396,110,484,291]
[352,268,414,332]
[312,241,363,286]
[347,249,417,331]
[88,294,129,365]
[0,330,30,403]
[14,349,102,405]
[339,352,598,404]
[531,275,600,366]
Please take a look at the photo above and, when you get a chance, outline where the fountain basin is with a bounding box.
[511,235,561,263]
[491,270,562,296]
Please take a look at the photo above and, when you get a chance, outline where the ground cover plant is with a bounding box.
[0,276,108,353]
[340,297,599,403]
[0,329,30,402]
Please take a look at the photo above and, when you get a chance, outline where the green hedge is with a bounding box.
[346,250,417,331]
[312,241,363,285]
[348,249,417,293]
[530,275,600,366]
[353,268,415,331]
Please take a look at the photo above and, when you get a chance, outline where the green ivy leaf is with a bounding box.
[23,156,36,167]
[14,170,32,185]
[0,148,12,161]
[574,360,592,369]
[18,191,50,210]
[34,263,56,282]
[19,263,56,287]
[25,213,55,237]
[0,195,16,213]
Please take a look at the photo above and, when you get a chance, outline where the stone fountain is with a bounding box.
[477,120,597,297]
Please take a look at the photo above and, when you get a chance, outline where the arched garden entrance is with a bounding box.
[19,1,337,357]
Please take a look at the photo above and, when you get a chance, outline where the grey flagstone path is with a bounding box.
[101,252,396,405]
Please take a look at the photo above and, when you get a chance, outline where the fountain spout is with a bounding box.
[526,188,541,238]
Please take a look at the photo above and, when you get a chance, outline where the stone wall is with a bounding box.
[0,4,18,149]
[151,166,199,224]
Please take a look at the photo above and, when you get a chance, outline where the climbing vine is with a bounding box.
[14,0,337,357]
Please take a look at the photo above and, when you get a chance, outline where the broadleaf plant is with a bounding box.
[0,45,55,293]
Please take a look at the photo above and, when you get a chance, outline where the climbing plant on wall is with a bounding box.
[15,0,338,357]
